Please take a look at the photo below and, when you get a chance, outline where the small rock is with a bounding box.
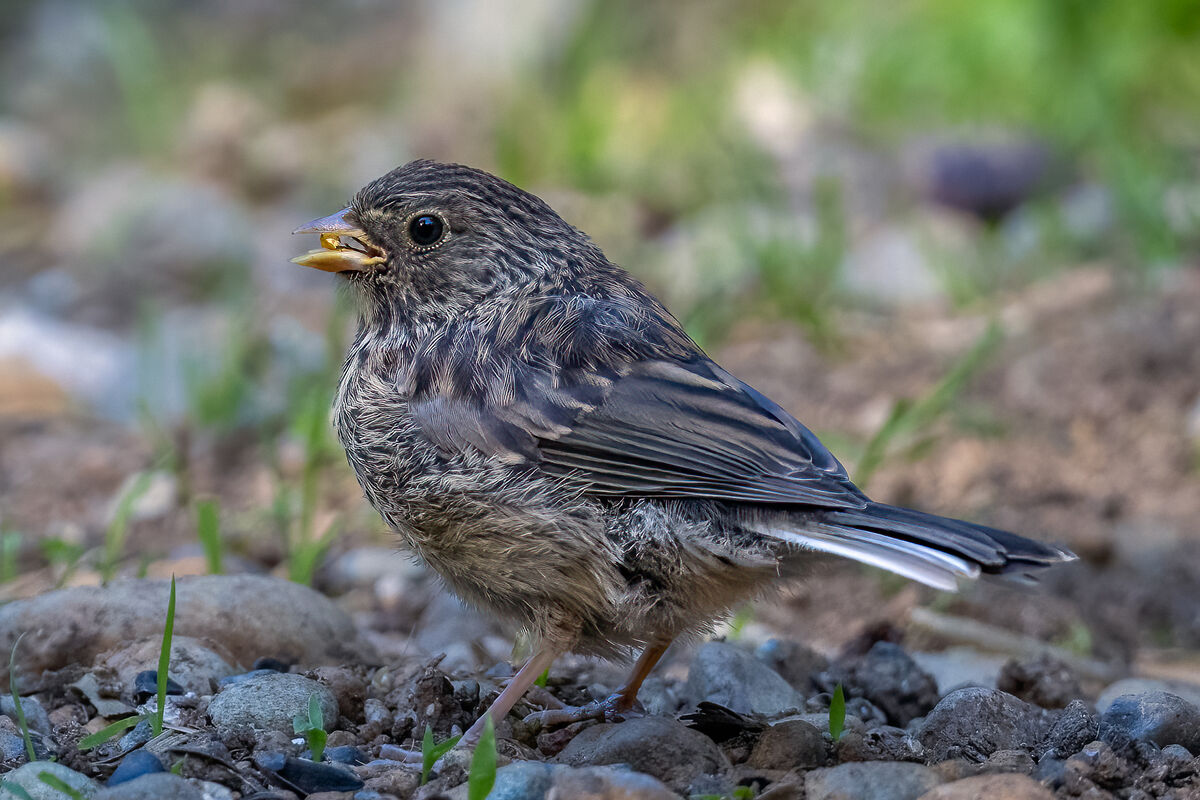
[101,636,233,698]
[305,666,368,722]
[557,715,729,792]
[446,760,557,800]
[915,773,1054,799]
[756,639,828,692]
[253,753,363,794]
[107,750,165,786]
[918,688,1052,762]
[208,672,338,736]
[253,657,293,673]
[0,576,378,684]
[359,761,420,797]
[1098,691,1200,751]
[550,765,679,799]
[834,725,925,763]
[93,772,203,800]
[1,695,52,735]
[996,655,1083,709]
[849,642,940,727]
[685,641,803,715]
[1096,678,1200,713]
[804,761,942,800]
[323,745,368,765]
[1040,700,1098,759]
[132,670,184,702]
[748,719,826,770]
[0,761,102,799]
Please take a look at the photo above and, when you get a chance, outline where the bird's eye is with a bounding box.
[408,214,446,247]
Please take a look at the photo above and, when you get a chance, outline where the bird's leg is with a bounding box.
[523,638,672,730]
[461,646,559,747]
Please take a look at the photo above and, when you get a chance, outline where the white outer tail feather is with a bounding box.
[755,522,981,592]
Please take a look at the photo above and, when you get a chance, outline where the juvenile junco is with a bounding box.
[293,160,1074,744]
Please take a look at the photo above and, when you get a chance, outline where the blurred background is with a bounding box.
[0,0,1198,681]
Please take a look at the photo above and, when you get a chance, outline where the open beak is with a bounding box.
[291,208,386,273]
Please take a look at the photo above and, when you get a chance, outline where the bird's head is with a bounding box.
[292,160,608,328]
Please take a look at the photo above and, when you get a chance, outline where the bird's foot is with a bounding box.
[522,692,641,732]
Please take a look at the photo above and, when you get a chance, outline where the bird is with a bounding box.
[292,159,1075,745]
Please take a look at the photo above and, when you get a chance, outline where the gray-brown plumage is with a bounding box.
[293,159,1075,743]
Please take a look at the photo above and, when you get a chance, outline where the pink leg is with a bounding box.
[461,646,559,746]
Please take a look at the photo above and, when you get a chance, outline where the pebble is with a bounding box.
[208,672,338,736]
[1040,699,1097,759]
[442,761,677,800]
[917,688,1052,762]
[93,772,204,799]
[556,715,730,792]
[1096,678,1200,713]
[756,638,828,692]
[1,695,52,735]
[322,745,369,765]
[915,773,1054,799]
[358,761,419,797]
[747,719,826,769]
[252,753,364,794]
[685,641,803,715]
[1098,690,1200,751]
[849,642,941,727]
[0,761,102,799]
[132,670,184,702]
[996,655,1083,710]
[106,749,165,786]
[804,761,943,800]
[0,576,378,681]
[100,636,233,697]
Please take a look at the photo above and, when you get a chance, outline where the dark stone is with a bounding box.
[107,749,165,786]
[1099,691,1200,752]
[132,670,183,702]
[253,752,364,794]
[917,688,1053,762]
[847,642,940,727]
[1040,699,1098,759]
[322,745,369,765]
[920,139,1057,221]
[834,725,924,763]
[556,715,730,792]
[997,655,1083,709]
[252,657,292,672]
[748,719,826,769]
[756,638,828,692]
[686,641,803,716]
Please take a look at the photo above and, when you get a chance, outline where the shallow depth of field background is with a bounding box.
[1,1,1198,672]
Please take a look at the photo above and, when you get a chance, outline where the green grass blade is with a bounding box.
[153,576,177,736]
[77,715,143,750]
[829,683,846,742]
[101,471,153,583]
[8,633,37,762]
[196,499,222,575]
[1,779,36,800]
[36,772,85,800]
[420,724,460,786]
[467,715,497,800]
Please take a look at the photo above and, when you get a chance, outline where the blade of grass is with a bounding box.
[421,724,461,786]
[829,683,846,742]
[467,715,497,800]
[1,779,36,800]
[77,716,143,750]
[196,499,222,575]
[8,633,37,762]
[36,772,85,800]
[153,576,177,736]
[101,471,154,583]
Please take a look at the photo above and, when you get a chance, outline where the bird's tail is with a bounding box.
[756,502,1076,591]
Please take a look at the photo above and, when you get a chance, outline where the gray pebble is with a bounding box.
[685,641,803,715]
[1099,690,1200,751]
[208,672,337,736]
[918,687,1052,762]
[0,761,102,799]
[748,719,826,769]
[1,695,52,736]
[848,642,940,727]
[93,773,203,800]
[557,715,729,792]
[805,761,943,800]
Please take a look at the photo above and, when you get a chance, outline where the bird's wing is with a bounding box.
[404,294,867,510]
[532,357,868,509]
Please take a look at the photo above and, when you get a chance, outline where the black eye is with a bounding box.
[408,214,445,247]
